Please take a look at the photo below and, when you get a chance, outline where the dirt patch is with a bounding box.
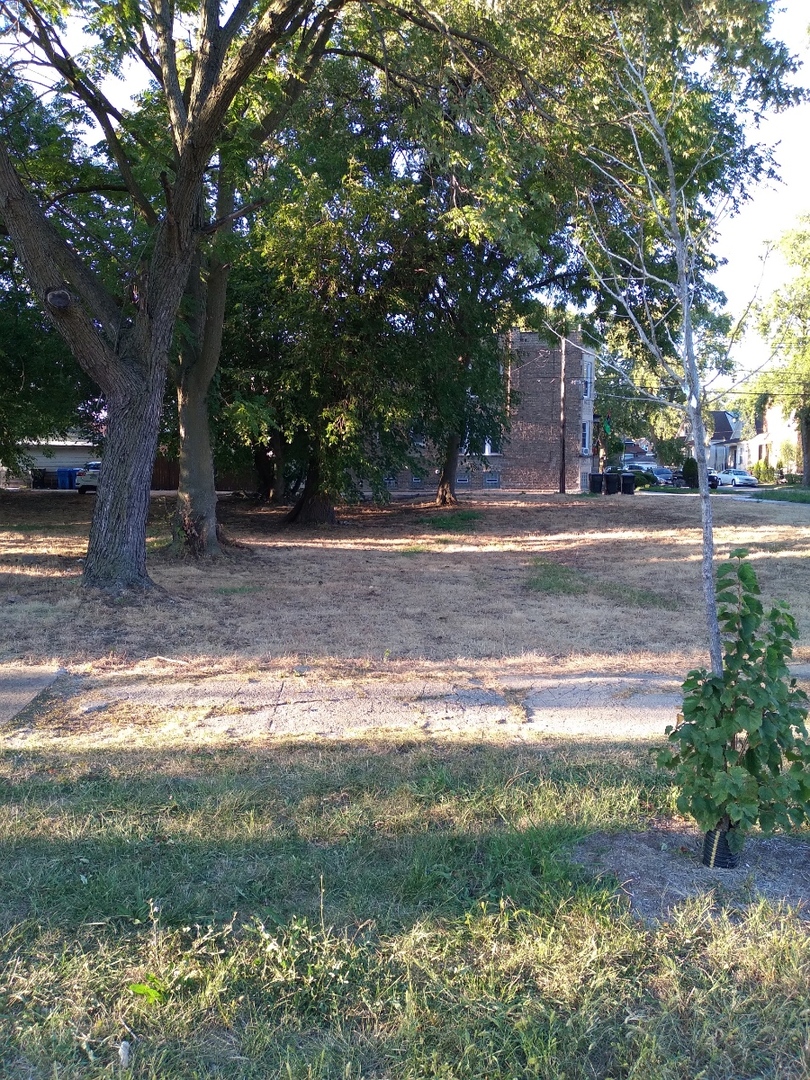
[573,823,810,923]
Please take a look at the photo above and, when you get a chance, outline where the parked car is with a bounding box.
[717,468,758,488]
[707,469,720,489]
[76,461,101,493]
[648,466,674,486]
[618,463,656,478]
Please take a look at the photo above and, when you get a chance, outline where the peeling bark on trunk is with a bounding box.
[436,434,461,506]
[285,453,336,524]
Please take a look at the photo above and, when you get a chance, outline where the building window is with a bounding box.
[582,356,594,400]
[483,438,502,456]
[581,422,591,454]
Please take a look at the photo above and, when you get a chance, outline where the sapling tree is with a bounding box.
[573,13,798,675]
[658,551,810,855]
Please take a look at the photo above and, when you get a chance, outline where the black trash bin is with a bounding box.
[604,471,621,494]
[589,472,604,494]
[621,472,636,495]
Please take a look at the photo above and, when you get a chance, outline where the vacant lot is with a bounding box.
[2,489,810,1079]
[1,488,809,674]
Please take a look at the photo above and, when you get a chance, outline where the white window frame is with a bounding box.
[581,421,591,454]
[582,355,594,400]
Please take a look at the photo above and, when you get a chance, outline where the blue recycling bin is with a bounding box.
[56,467,71,489]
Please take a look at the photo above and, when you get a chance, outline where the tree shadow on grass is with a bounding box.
[3,739,809,1080]
[0,739,660,935]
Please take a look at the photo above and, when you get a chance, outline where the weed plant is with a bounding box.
[2,736,809,1078]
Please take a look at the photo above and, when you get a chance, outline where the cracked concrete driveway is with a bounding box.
[0,665,681,744]
[4,662,809,746]
[0,664,62,724]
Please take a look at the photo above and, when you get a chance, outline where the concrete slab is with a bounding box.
[0,664,61,723]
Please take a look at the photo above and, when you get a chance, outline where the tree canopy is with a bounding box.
[757,216,810,485]
[0,0,802,585]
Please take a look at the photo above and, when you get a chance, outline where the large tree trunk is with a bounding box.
[285,452,336,524]
[436,434,461,506]
[0,0,347,591]
[84,367,168,589]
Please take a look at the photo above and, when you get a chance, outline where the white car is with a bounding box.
[76,461,101,493]
[717,468,758,488]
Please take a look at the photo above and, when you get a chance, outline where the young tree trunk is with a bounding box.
[174,175,235,556]
[800,411,810,487]
[254,431,287,501]
[285,452,336,524]
[436,434,461,506]
[269,430,286,502]
[175,370,221,556]
[253,444,275,500]
[679,250,723,677]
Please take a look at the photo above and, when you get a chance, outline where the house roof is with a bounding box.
[709,411,740,445]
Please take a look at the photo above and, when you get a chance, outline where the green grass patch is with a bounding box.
[1,736,807,1079]
[399,544,430,555]
[529,559,674,609]
[419,509,482,532]
[527,558,586,596]
[597,580,676,609]
[750,487,810,504]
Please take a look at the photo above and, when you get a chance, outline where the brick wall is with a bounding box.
[501,331,588,491]
[380,331,595,495]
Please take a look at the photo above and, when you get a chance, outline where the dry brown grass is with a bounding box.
[1,488,808,678]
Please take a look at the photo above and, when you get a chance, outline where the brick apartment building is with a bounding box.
[389,330,596,494]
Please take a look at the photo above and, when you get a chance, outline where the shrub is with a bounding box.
[682,457,699,488]
[750,460,776,483]
[658,550,810,851]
